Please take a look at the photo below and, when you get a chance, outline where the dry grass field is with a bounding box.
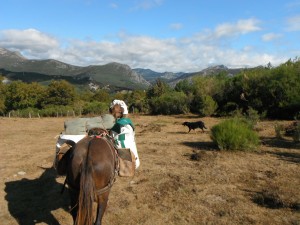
[0,115,300,225]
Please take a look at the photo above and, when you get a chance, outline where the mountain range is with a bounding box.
[0,47,243,91]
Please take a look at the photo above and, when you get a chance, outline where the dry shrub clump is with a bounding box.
[210,118,259,151]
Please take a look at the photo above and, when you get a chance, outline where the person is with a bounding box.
[109,99,140,169]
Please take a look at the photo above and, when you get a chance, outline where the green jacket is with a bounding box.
[111,118,134,134]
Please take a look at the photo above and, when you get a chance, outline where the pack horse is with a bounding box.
[55,111,136,225]
[66,129,118,225]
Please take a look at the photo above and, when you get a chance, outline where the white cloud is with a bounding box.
[0,19,293,73]
[214,18,261,38]
[0,29,59,58]
[286,15,300,31]
[262,33,283,41]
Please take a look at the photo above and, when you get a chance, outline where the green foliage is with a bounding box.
[0,80,6,115]
[126,90,148,113]
[39,105,75,117]
[245,107,261,125]
[192,76,217,96]
[82,101,109,115]
[149,91,190,115]
[199,95,218,116]
[210,118,260,151]
[216,59,300,119]
[146,79,171,98]
[77,89,94,102]
[4,81,45,111]
[41,80,75,107]
[0,58,300,119]
[8,108,39,118]
[231,107,261,129]
[174,79,192,94]
[92,89,110,103]
[191,94,217,116]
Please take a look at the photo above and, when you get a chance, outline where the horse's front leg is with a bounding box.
[94,192,110,225]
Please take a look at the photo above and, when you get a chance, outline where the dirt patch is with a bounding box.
[0,116,300,225]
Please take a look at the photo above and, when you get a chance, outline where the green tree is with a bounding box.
[198,95,218,116]
[0,76,6,114]
[149,91,189,115]
[4,81,45,111]
[175,79,192,95]
[146,79,171,99]
[127,90,148,113]
[41,80,75,107]
[92,89,110,103]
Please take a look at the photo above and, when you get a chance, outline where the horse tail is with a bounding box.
[75,140,95,225]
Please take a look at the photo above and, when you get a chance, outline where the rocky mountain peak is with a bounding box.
[0,47,27,61]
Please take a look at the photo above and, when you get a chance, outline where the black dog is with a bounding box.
[182,121,207,133]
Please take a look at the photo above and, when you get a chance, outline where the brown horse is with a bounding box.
[65,128,118,225]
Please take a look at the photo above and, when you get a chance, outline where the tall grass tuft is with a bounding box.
[210,118,260,151]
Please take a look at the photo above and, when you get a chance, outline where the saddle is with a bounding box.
[55,128,136,177]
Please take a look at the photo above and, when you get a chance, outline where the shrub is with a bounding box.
[149,91,190,115]
[210,118,260,151]
[246,107,261,126]
[274,123,285,139]
[39,105,74,117]
[198,95,218,116]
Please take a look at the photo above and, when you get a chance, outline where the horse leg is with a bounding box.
[69,188,79,224]
[94,192,110,225]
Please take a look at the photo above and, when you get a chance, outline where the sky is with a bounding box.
[0,0,300,73]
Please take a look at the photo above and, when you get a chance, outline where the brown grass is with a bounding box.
[0,115,300,225]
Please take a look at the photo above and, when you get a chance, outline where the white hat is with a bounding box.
[110,99,128,114]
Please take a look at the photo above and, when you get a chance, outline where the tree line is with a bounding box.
[0,58,299,119]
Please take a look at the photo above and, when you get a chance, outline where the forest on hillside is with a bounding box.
[0,58,299,120]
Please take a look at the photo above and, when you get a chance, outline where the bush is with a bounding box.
[149,91,190,115]
[274,123,285,139]
[210,118,260,151]
[198,95,218,116]
[39,105,74,117]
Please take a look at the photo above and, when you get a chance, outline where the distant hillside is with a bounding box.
[133,68,183,83]
[0,48,150,91]
[0,47,247,91]
[135,65,244,87]
[169,65,243,86]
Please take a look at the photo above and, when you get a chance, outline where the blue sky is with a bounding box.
[1,0,300,72]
